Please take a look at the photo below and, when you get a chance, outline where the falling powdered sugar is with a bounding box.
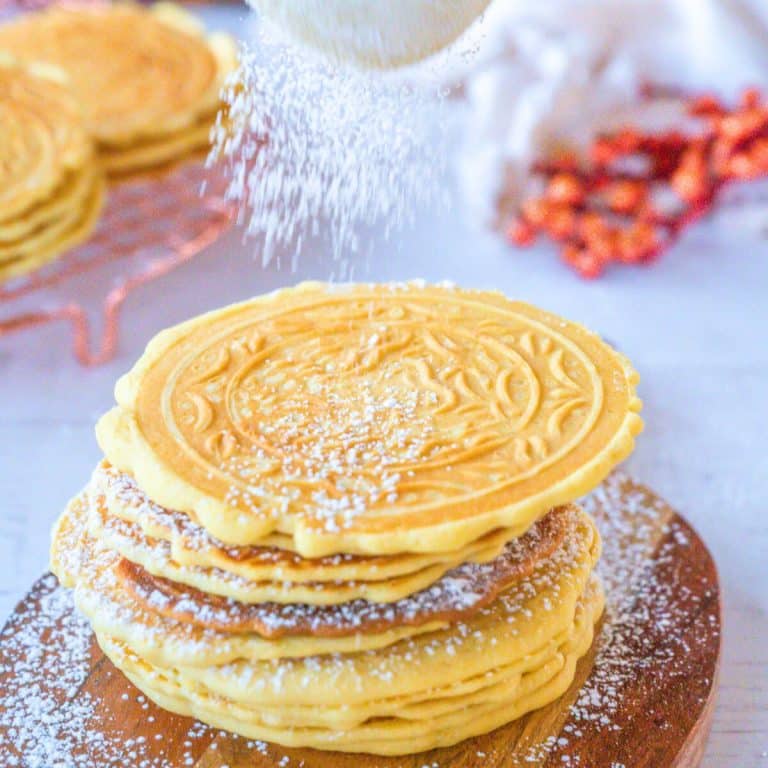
[211,19,450,272]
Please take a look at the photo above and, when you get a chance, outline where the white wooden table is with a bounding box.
[0,5,766,766]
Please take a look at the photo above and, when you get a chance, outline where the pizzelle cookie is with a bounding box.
[0,57,91,216]
[50,282,641,755]
[0,2,237,177]
[98,117,213,177]
[102,584,603,754]
[0,57,103,281]
[0,163,95,243]
[97,281,642,556]
[52,486,604,753]
[107,506,569,626]
[89,461,537,599]
[53,493,446,667]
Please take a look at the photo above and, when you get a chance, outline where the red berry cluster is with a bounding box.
[507,88,768,278]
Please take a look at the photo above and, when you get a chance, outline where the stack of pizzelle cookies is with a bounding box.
[51,282,643,756]
[0,2,237,179]
[0,56,104,281]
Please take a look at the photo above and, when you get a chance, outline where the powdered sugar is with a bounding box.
[211,20,450,272]
[218,364,441,531]
[510,473,721,766]
[0,576,207,768]
[574,476,719,725]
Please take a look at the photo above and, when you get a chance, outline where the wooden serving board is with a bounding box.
[0,478,721,768]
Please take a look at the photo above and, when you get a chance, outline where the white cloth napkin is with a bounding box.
[455,0,768,222]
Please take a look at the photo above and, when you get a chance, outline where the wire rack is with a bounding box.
[0,0,237,365]
[0,162,235,365]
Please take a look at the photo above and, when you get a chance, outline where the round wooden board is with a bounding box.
[0,477,721,768]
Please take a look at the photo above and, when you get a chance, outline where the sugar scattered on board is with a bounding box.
[0,576,205,768]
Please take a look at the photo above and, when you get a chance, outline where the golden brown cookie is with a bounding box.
[97,282,642,555]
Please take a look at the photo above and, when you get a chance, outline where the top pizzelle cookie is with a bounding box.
[96,282,643,556]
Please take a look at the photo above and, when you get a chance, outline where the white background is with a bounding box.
[0,5,766,767]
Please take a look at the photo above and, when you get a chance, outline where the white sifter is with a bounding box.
[248,0,492,67]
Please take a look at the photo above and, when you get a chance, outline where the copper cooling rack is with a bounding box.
[0,162,235,365]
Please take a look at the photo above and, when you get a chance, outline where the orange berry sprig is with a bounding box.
[507,88,768,278]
